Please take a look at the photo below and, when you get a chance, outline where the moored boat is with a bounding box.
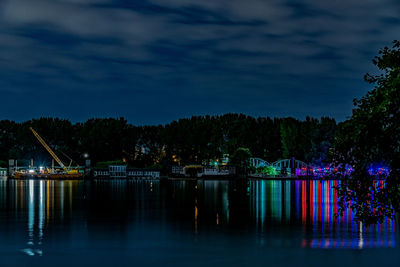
[13,169,82,179]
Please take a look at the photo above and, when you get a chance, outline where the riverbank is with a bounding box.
[2,174,385,181]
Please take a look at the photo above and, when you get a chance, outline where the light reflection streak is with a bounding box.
[250,179,396,249]
[28,180,34,246]
[194,199,198,234]
[39,180,44,245]
[61,181,64,219]
[295,181,301,221]
[284,181,290,222]
[222,187,229,224]
[8,179,79,256]
[46,180,50,224]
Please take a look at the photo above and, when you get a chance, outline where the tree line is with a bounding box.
[0,114,337,168]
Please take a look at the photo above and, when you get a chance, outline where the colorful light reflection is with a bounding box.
[249,180,396,249]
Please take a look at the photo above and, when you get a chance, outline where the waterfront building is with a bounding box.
[109,165,127,178]
[127,169,160,178]
[93,165,160,179]
[0,167,7,177]
[171,165,235,178]
[171,166,184,176]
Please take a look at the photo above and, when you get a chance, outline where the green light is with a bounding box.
[258,166,278,175]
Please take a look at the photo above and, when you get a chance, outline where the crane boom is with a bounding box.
[29,127,67,171]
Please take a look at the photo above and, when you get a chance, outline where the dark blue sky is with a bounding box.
[1,0,399,124]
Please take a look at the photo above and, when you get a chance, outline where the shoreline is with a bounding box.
[2,175,386,181]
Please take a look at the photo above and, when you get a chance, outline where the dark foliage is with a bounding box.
[332,40,400,224]
[0,114,337,168]
[229,147,252,175]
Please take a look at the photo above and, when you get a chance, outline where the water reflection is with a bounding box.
[249,180,396,249]
[0,178,396,259]
[1,179,81,256]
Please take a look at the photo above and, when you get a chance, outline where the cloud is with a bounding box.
[0,0,399,122]
[149,0,292,21]
[2,0,165,41]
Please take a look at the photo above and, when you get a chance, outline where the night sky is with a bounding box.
[1,0,399,124]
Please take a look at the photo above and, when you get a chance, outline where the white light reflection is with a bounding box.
[28,180,34,246]
[39,180,44,245]
[22,180,44,256]
[359,222,364,249]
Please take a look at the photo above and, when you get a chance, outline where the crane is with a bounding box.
[29,127,78,174]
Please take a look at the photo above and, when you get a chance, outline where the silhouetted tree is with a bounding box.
[230,147,252,174]
[333,40,400,224]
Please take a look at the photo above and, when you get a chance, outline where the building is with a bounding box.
[171,165,236,178]
[0,168,7,177]
[127,169,160,179]
[109,165,127,178]
[92,165,160,179]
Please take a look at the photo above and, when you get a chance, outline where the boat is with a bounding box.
[12,127,83,180]
[13,170,82,179]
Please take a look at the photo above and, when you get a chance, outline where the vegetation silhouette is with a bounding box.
[0,115,337,169]
[332,40,400,225]
[229,147,252,175]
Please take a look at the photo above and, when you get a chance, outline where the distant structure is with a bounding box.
[109,165,127,178]
[8,159,15,177]
[0,167,7,177]
[249,157,309,177]
[271,158,307,170]
[249,158,270,168]
[92,165,160,179]
[171,165,236,178]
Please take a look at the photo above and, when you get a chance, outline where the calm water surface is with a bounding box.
[0,178,399,266]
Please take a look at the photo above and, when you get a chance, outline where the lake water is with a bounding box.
[0,178,399,266]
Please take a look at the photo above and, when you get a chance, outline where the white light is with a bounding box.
[28,169,35,174]
[39,166,44,171]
